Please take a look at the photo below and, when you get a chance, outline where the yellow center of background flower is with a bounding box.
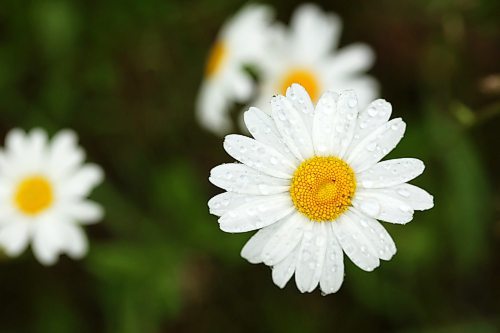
[290,156,356,222]
[280,68,320,101]
[205,41,228,78]
[15,176,54,215]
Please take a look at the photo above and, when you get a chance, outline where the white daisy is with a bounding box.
[0,128,104,265]
[253,3,378,113]
[196,4,274,134]
[209,84,433,294]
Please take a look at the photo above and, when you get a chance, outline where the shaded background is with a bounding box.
[0,0,499,332]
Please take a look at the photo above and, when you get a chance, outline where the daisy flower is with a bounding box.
[0,128,104,265]
[208,84,433,294]
[253,4,378,113]
[196,4,274,134]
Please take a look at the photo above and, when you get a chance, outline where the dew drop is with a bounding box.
[366,142,377,152]
[360,199,381,216]
[399,205,412,213]
[397,189,411,197]
[367,107,378,117]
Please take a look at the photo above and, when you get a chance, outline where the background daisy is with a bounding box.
[196,4,274,134]
[252,4,378,114]
[0,129,104,265]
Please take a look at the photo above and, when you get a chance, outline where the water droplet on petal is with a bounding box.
[360,199,381,216]
[397,189,411,197]
[367,107,378,117]
[366,142,377,152]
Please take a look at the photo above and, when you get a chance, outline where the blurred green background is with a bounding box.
[0,0,499,332]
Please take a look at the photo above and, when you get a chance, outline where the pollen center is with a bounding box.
[14,176,54,215]
[280,68,320,101]
[205,41,228,78]
[290,156,356,222]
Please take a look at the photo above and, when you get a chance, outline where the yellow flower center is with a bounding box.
[14,176,54,215]
[205,41,228,78]
[280,68,320,101]
[290,156,356,222]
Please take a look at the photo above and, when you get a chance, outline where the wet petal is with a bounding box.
[271,95,314,160]
[210,163,289,195]
[347,118,406,172]
[357,158,425,188]
[224,134,296,178]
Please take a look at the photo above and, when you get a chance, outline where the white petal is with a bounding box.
[338,76,379,109]
[312,90,339,155]
[261,212,305,265]
[332,213,380,271]
[285,84,314,132]
[60,223,88,259]
[347,118,406,172]
[272,244,299,289]
[290,4,341,61]
[60,164,103,198]
[32,220,65,265]
[357,158,425,188]
[63,200,104,224]
[270,95,314,160]
[319,223,344,294]
[0,205,17,224]
[223,134,296,179]
[348,208,396,260]
[241,219,285,264]
[219,193,294,233]
[0,221,31,256]
[196,81,232,135]
[377,183,434,211]
[346,99,392,156]
[324,43,375,77]
[330,90,359,158]
[209,163,289,195]
[353,190,413,224]
[208,192,252,217]
[26,128,48,168]
[294,222,328,293]
[243,107,297,162]
[224,4,274,62]
[5,128,27,156]
[48,130,85,177]
[228,70,253,101]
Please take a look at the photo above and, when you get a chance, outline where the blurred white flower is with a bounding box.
[253,4,378,113]
[208,84,433,294]
[196,4,274,135]
[0,129,104,265]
